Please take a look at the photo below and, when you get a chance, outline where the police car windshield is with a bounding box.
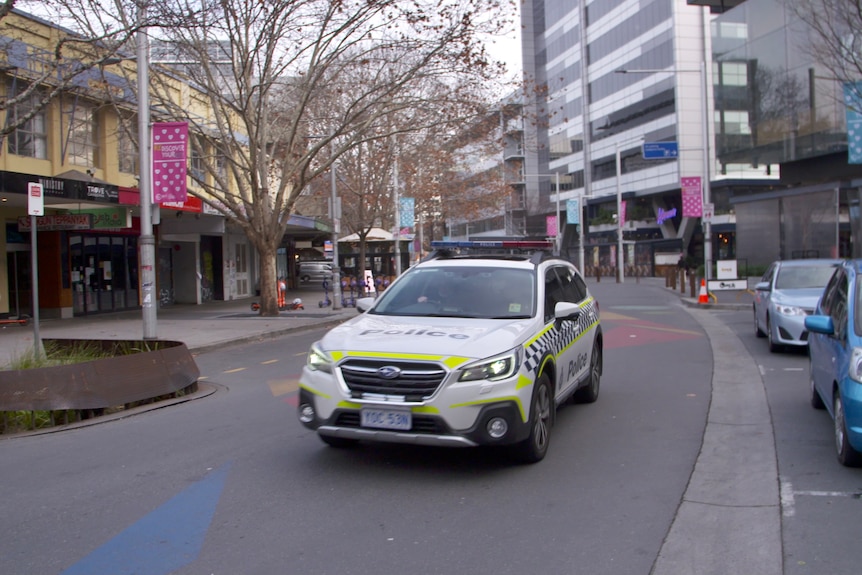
[370,266,536,319]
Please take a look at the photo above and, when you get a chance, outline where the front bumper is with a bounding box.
[770,311,811,346]
[297,372,534,448]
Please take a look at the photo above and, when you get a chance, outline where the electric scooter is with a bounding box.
[319,279,332,308]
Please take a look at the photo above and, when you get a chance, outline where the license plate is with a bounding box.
[360,407,412,430]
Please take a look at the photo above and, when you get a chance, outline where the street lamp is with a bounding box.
[137,6,157,339]
[329,162,342,309]
[616,60,712,281]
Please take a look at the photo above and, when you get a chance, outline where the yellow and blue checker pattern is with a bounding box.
[523,298,599,374]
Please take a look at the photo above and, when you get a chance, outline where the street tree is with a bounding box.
[59,0,514,316]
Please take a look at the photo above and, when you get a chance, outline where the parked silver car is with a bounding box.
[753,259,842,352]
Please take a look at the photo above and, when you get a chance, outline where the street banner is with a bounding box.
[681,176,702,217]
[619,200,626,227]
[546,215,557,237]
[844,82,862,164]
[152,121,189,203]
[399,197,414,227]
[567,198,579,224]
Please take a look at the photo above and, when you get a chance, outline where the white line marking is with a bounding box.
[780,479,796,517]
[783,368,804,372]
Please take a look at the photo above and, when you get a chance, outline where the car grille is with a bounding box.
[339,359,447,401]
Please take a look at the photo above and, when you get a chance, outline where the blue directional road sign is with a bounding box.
[642,141,679,159]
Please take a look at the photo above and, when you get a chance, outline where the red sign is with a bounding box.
[152,121,189,203]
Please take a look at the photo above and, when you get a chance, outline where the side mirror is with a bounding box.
[754,281,770,291]
[356,297,375,313]
[804,314,834,336]
[554,301,582,323]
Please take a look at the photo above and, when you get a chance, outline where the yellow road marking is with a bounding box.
[224,367,246,374]
[261,359,278,365]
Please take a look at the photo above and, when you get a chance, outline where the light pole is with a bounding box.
[329,162,341,309]
[137,5,157,339]
[616,60,712,280]
[615,143,624,283]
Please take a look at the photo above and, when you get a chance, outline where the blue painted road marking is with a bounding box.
[61,462,231,575]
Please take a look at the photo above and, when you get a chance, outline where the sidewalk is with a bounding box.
[0,285,358,368]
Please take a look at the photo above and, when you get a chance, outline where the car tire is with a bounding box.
[512,373,553,464]
[300,275,310,283]
[810,373,825,410]
[834,391,862,467]
[573,341,601,404]
[767,315,781,353]
[754,307,765,338]
[319,434,359,449]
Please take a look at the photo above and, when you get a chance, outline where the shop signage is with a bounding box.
[17,214,93,231]
[1,171,119,203]
[70,207,131,229]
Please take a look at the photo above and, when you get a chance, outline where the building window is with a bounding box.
[720,62,748,87]
[6,81,47,159]
[63,99,98,167]
[190,146,205,181]
[117,117,138,174]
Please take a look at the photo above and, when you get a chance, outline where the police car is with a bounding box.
[297,240,602,463]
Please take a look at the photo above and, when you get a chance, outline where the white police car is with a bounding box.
[297,241,602,463]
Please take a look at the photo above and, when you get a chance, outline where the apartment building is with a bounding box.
[518,0,779,277]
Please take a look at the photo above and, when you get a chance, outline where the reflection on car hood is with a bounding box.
[318,313,534,359]
[771,287,826,308]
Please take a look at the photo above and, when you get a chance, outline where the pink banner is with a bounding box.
[546,215,558,237]
[152,121,189,203]
[619,200,627,227]
[681,176,702,217]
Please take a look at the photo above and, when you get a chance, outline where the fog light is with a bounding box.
[299,403,315,423]
[487,417,508,439]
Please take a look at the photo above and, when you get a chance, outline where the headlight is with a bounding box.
[849,348,862,384]
[774,304,805,316]
[459,348,520,382]
[307,343,334,373]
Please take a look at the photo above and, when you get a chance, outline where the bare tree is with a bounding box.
[71,0,512,315]
[784,0,862,88]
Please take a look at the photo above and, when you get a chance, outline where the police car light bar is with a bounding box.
[430,240,555,250]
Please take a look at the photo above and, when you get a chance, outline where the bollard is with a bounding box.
[690,274,697,298]
[679,270,685,294]
[596,266,601,282]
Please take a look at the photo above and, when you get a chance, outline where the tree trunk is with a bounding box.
[258,245,280,317]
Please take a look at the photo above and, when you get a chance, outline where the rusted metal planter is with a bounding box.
[0,339,200,412]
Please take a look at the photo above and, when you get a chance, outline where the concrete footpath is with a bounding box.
[0,278,779,573]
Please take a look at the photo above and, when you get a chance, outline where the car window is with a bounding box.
[830,272,849,341]
[552,265,588,304]
[370,266,534,319]
[544,268,566,323]
[819,268,842,316]
[762,263,776,284]
[774,265,837,289]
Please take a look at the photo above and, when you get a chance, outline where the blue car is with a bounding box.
[805,259,862,466]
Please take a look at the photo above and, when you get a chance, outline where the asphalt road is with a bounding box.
[1,281,857,574]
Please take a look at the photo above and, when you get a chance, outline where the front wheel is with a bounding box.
[512,374,553,464]
[834,392,862,467]
[754,307,765,338]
